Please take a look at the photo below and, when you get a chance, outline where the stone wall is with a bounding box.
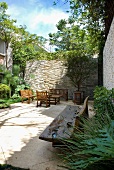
[103,17,114,90]
[24,60,98,100]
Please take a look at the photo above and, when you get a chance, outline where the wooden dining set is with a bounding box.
[20,88,68,107]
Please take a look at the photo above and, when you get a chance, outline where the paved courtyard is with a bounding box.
[0,100,94,170]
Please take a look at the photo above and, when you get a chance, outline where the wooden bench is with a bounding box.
[49,89,68,101]
[20,89,35,104]
[39,96,89,146]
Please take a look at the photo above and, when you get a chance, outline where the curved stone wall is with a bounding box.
[24,60,98,99]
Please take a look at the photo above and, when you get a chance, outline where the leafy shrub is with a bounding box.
[8,96,21,103]
[11,93,21,99]
[14,84,30,96]
[1,64,21,96]
[0,84,10,99]
[0,99,10,108]
[0,96,21,109]
[94,86,114,119]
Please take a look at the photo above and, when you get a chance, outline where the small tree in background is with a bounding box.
[0,2,18,69]
[65,51,97,91]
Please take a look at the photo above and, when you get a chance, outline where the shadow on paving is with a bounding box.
[6,135,65,170]
[0,102,68,170]
[0,100,94,170]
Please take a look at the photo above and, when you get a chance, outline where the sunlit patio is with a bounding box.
[0,101,74,170]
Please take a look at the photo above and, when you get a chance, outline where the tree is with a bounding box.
[53,0,106,86]
[0,2,18,69]
[0,2,48,77]
[49,16,103,57]
[49,18,86,51]
[65,51,97,91]
[11,26,48,78]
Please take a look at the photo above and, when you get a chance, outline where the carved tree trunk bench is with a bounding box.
[39,96,89,146]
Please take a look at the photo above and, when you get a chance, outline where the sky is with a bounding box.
[1,0,70,39]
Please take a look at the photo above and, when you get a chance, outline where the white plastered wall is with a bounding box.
[103,17,114,89]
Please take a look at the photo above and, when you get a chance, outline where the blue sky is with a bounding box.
[1,0,70,39]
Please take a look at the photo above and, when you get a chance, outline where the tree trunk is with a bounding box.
[5,42,8,69]
[77,83,81,91]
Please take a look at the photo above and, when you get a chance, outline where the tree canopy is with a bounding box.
[51,0,105,55]
[11,26,48,77]
[0,2,48,76]
[0,2,18,69]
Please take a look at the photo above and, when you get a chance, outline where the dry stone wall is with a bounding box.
[24,60,98,100]
[103,17,114,90]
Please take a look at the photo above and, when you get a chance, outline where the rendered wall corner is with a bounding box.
[103,17,114,89]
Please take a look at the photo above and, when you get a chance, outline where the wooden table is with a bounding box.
[39,105,80,144]
[49,94,62,105]
[49,89,68,101]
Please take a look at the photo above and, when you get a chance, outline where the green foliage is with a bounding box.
[59,118,114,170]
[51,0,105,86]
[0,64,5,72]
[15,84,30,92]
[0,96,21,109]
[58,86,114,170]
[50,0,105,56]
[94,86,114,119]
[7,97,21,104]
[14,84,30,97]
[65,51,97,90]
[49,19,96,55]
[0,102,10,109]
[0,2,18,69]
[1,64,21,96]
[11,29,47,75]
[1,2,48,75]
[0,84,10,99]
[0,98,10,108]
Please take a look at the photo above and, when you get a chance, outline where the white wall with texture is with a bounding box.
[103,17,114,89]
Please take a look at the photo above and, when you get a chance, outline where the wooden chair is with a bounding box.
[20,89,35,104]
[36,90,50,107]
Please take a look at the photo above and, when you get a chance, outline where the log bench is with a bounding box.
[39,96,89,146]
